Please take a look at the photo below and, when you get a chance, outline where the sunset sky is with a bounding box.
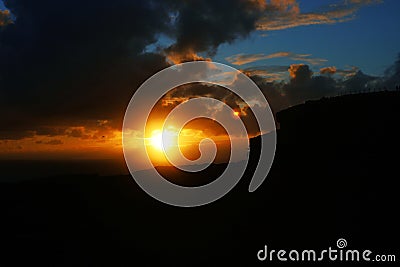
[1,0,400,163]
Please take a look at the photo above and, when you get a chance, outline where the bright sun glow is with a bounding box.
[233,111,240,117]
[149,129,177,151]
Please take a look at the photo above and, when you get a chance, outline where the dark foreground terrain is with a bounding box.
[1,91,399,266]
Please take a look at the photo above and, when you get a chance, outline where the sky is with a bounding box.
[215,0,400,76]
[1,0,400,164]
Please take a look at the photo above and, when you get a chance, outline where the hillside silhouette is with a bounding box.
[1,91,399,266]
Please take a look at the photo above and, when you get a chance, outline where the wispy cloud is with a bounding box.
[335,66,360,78]
[256,0,382,31]
[319,66,362,78]
[289,53,328,66]
[226,51,327,66]
[225,52,289,65]
[241,65,289,82]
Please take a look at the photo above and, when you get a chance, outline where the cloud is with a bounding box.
[43,139,64,145]
[157,83,261,137]
[163,83,243,111]
[0,130,35,140]
[226,51,327,66]
[165,48,211,65]
[0,0,177,140]
[226,52,290,65]
[164,0,266,63]
[289,53,327,66]
[0,9,12,27]
[0,0,390,152]
[335,66,359,78]
[164,54,398,118]
[342,70,378,91]
[0,0,273,142]
[282,66,337,110]
[320,66,337,75]
[248,59,394,114]
[256,0,382,31]
[249,63,339,113]
[241,65,289,82]
[383,53,400,88]
[288,64,312,79]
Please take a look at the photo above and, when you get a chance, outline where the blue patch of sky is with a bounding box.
[0,0,6,10]
[214,0,400,77]
[143,33,175,54]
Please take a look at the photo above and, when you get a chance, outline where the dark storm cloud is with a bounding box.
[251,61,390,114]
[0,0,176,139]
[250,75,290,113]
[164,0,266,63]
[161,82,261,136]
[283,64,337,107]
[251,63,338,113]
[164,83,243,111]
[0,0,271,140]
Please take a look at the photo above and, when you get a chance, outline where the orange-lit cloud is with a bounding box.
[242,66,289,82]
[226,51,327,66]
[155,84,262,138]
[257,0,382,31]
[320,66,337,75]
[0,120,123,159]
[226,52,290,65]
[0,130,122,160]
[335,66,360,78]
[0,9,12,27]
[162,0,267,65]
[166,48,211,65]
[268,0,300,14]
[288,63,310,79]
[289,53,327,66]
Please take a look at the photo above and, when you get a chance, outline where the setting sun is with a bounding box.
[149,129,177,151]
